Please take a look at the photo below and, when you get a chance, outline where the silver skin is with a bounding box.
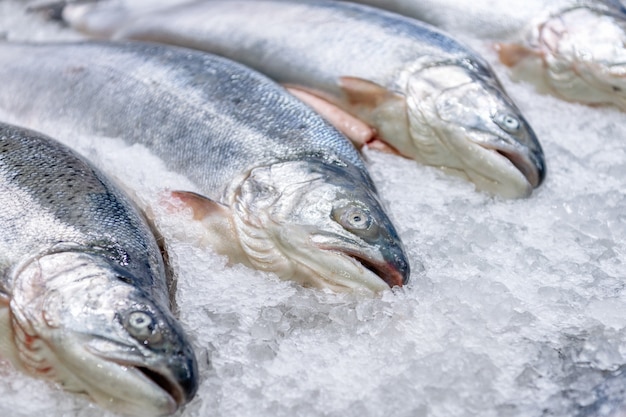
[58,0,546,198]
[349,0,626,110]
[0,41,409,292]
[0,123,197,416]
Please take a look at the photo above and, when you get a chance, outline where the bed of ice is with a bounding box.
[0,1,625,416]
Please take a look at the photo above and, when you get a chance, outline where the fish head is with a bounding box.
[522,3,626,109]
[9,251,197,417]
[230,159,410,292]
[401,60,545,198]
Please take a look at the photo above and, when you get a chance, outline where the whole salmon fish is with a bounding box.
[0,41,409,292]
[0,122,197,416]
[348,0,626,111]
[55,0,546,199]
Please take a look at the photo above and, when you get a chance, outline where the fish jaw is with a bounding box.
[222,160,410,292]
[437,127,534,198]
[309,232,408,289]
[28,339,180,417]
[508,5,626,109]
[394,61,545,198]
[77,335,196,416]
[9,251,198,416]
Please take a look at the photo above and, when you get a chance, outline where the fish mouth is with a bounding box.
[349,252,407,288]
[84,344,195,414]
[314,240,409,289]
[460,126,545,192]
[135,366,186,407]
[491,147,545,188]
[43,340,189,417]
[88,356,181,411]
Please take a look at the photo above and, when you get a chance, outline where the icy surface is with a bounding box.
[0,1,625,417]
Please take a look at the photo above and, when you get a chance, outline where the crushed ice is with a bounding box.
[0,2,624,417]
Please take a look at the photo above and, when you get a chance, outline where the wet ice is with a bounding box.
[0,1,625,417]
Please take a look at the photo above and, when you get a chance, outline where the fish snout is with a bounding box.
[139,346,198,408]
[494,145,545,189]
[90,341,199,414]
[485,110,546,190]
[350,247,409,288]
[310,229,410,290]
[135,320,199,409]
[84,304,199,413]
[168,348,199,406]
[380,244,411,287]
[329,233,411,289]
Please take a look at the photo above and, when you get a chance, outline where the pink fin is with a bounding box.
[285,85,376,148]
[365,137,403,156]
[339,76,396,108]
[0,292,9,307]
[495,42,536,67]
[170,190,229,221]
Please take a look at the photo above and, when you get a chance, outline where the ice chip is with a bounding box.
[1,1,626,417]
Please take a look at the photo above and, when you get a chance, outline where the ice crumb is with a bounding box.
[0,1,624,417]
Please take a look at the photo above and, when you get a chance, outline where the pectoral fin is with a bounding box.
[0,291,9,307]
[339,76,399,108]
[495,42,538,67]
[285,85,376,148]
[169,191,251,265]
[170,190,230,221]
[365,138,403,155]
[338,77,412,157]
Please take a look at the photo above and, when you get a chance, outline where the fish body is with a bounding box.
[348,0,626,110]
[58,0,546,199]
[344,0,557,38]
[0,41,408,292]
[0,122,197,416]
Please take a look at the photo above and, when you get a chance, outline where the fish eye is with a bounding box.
[494,113,521,133]
[333,205,373,231]
[125,311,155,341]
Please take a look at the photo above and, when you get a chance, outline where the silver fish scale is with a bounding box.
[114,0,487,94]
[0,123,166,302]
[0,41,373,197]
